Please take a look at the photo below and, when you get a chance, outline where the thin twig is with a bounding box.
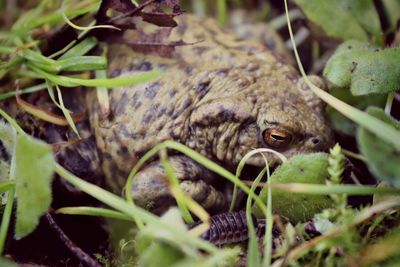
[44,213,101,267]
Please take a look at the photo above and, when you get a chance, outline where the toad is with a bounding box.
[85,14,333,214]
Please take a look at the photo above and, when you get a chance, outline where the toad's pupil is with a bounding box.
[263,128,293,148]
[271,134,286,141]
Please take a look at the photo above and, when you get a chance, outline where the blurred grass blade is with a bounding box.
[269,183,400,196]
[0,83,47,101]
[46,82,81,137]
[61,0,119,31]
[58,37,97,59]
[56,206,135,221]
[0,118,16,254]
[55,85,80,136]
[159,149,193,224]
[217,0,227,25]
[0,30,26,40]
[61,12,119,31]
[246,169,267,267]
[95,70,110,117]
[0,187,15,255]
[16,91,83,126]
[0,58,24,71]
[0,46,15,54]
[0,109,25,135]
[30,64,163,88]
[11,3,44,31]
[0,181,14,194]
[54,56,107,72]
[20,49,56,65]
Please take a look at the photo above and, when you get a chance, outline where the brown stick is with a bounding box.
[44,213,101,267]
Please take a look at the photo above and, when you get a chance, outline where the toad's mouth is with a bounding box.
[239,164,278,182]
[226,164,278,210]
[239,150,286,169]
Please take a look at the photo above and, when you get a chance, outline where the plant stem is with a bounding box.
[385,92,395,115]
[0,187,15,255]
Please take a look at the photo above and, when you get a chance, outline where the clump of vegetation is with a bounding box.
[0,0,400,266]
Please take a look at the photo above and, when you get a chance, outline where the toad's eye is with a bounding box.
[263,128,293,148]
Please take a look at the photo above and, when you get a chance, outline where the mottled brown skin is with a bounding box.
[87,15,333,214]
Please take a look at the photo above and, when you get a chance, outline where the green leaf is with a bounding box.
[324,40,400,95]
[136,208,194,255]
[136,208,193,267]
[0,258,18,267]
[326,87,386,135]
[341,0,383,45]
[293,0,371,41]
[139,242,185,267]
[14,134,54,238]
[357,107,400,187]
[253,153,333,223]
[170,248,240,267]
[383,0,400,31]
[323,40,378,87]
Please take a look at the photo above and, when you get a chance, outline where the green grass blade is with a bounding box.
[57,37,97,59]
[230,148,287,211]
[29,64,163,88]
[246,169,267,267]
[0,187,15,255]
[54,56,107,72]
[0,181,14,195]
[51,83,80,137]
[268,183,400,196]
[217,0,227,25]
[159,150,194,224]
[0,109,25,135]
[0,46,15,54]
[0,58,24,71]
[26,2,100,30]
[0,83,47,101]
[124,141,269,219]
[54,163,218,253]
[56,206,135,221]
[20,49,56,66]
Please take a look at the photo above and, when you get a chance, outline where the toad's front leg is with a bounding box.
[131,155,228,215]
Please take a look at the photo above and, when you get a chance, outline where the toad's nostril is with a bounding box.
[311,137,320,145]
